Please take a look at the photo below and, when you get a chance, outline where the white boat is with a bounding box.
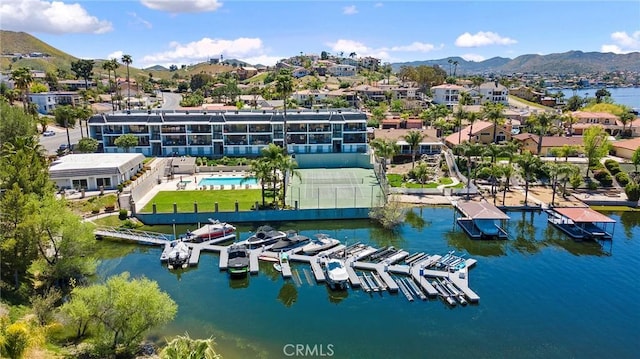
[271,233,310,251]
[323,258,349,290]
[185,219,236,242]
[300,234,340,255]
[167,241,190,269]
[237,226,287,249]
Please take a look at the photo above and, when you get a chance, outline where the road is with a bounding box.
[39,125,83,155]
[159,91,182,110]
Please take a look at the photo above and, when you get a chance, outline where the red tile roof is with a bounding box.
[611,137,640,151]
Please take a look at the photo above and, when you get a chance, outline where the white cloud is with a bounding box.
[461,53,485,62]
[374,2,383,7]
[106,51,124,61]
[128,12,152,29]
[343,5,358,15]
[390,42,442,52]
[455,31,517,47]
[140,37,270,68]
[241,55,282,67]
[601,30,640,54]
[140,0,222,13]
[0,0,112,34]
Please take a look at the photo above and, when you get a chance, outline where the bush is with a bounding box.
[570,173,582,189]
[587,181,599,190]
[625,182,640,201]
[615,172,630,186]
[604,159,621,175]
[118,209,128,220]
[593,170,613,185]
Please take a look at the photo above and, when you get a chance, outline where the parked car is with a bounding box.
[43,130,55,136]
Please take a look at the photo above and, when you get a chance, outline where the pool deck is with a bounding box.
[136,172,260,213]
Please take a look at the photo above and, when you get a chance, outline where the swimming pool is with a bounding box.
[198,176,258,186]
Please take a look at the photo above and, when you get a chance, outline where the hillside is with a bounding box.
[392,51,640,75]
[0,30,79,72]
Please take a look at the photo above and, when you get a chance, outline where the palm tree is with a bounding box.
[483,143,505,164]
[261,143,285,202]
[275,69,293,152]
[447,59,453,77]
[10,67,33,113]
[619,110,635,137]
[515,151,543,206]
[529,112,556,155]
[370,138,398,173]
[501,140,521,163]
[500,164,514,206]
[401,130,426,169]
[102,60,117,111]
[413,162,433,188]
[482,102,505,144]
[559,163,580,197]
[453,105,467,145]
[121,54,133,110]
[455,142,482,199]
[487,165,503,205]
[246,158,272,207]
[465,111,479,142]
[452,60,459,77]
[562,112,577,135]
[279,155,301,208]
[543,161,562,207]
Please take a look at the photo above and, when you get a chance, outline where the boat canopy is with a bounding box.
[550,207,616,223]
[455,200,510,220]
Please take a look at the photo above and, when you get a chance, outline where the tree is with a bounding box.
[483,143,505,164]
[260,143,285,202]
[500,163,514,206]
[413,162,433,187]
[62,273,177,356]
[564,95,584,112]
[190,73,213,92]
[275,69,293,151]
[10,67,33,113]
[246,158,272,207]
[53,105,76,150]
[528,112,556,155]
[70,59,95,95]
[595,88,611,103]
[76,137,99,153]
[631,147,640,174]
[482,102,505,144]
[455,142,482,199]
[160,333,221,359]
[369,138,398,173]
[114,133,139,152]
[121,54,133,110]
[401,130,426,169]
[279,155,300,208]
[320,51,329,60]
[0,101,37,146]
[453,105,467,145]
[618,110,635,137]
[515,151,543,206]
[582,125,610,177]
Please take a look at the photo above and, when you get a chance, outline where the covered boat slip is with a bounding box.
[546,207,616,240]
[454,200,510,240]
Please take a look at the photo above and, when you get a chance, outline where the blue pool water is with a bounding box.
[198,176,257,186]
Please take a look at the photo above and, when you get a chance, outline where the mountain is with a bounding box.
[392,51,640,75]
[145,65,168,71]
[0,30,79,72]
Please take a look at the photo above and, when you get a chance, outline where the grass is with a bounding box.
[591,205,640,212]
[387,174,455,188]
[508,95,554,110]
[141,189,263,213]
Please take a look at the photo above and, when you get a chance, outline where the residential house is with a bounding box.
[431,84,466,108]
[444,120,511,147]
[339,57,358,67]
[610,137,640,159]
[235,66,258,80]
[29,91,81,114]
[512,133,584,156]
[291,90,327,108]
[570,111,621,135]
[353,85,386,103]
[49,153,145,191]
[360,57,380,71]
[327,64,356,77]
[292,67,310,79]
[373,128,442,158]
[510,86,543,102]
[326,89,357,108]
[59,79,95,91]
[478,81,509,105]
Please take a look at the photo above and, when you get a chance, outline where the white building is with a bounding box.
[431,84,466,108]
[49,153,145,190]
[327,65,357,77]
[478,81,509,105]
[29,92,81,114]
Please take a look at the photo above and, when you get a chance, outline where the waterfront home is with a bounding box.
[610,137,640,159]
[512,134,584,156]
[444,120,511,147]
[372,128,442,158]
[88,109,369,157]
[569,111,621,135]
[49,153,144,191]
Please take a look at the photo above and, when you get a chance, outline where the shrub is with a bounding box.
[597,175,613,186]
[570,173,582,189]
[587,181,599,190]
[131,175,138,181]
[118,209,128,220]
[604,159,618,169]
[625,182,640,202]
[615,172,630,186]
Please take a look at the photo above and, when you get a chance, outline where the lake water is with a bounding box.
[555,87,640,109]
[97,208,640,358]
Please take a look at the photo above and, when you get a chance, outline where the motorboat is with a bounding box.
[185,219,236,242]
[237,226,287,249]
[167,241,190,269]
[323,258,349,290]
[300,233,340,255]
[270,233,310,252]
[227,244,250,277]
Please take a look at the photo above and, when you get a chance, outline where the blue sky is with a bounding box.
[2,0,639,69]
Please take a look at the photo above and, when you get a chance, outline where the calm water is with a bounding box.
[97,208,640,359]
[556,87,640,109]
[198,176,257,186]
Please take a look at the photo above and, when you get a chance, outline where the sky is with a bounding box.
[1,0,639,69]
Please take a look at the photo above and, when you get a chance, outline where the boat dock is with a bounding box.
[454,200,510,240]
[98,226,480,306]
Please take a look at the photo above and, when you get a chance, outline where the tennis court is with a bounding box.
[286,168,385,209]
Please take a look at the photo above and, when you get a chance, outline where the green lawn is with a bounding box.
[141,189,263,213]
[387,174,455,188]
